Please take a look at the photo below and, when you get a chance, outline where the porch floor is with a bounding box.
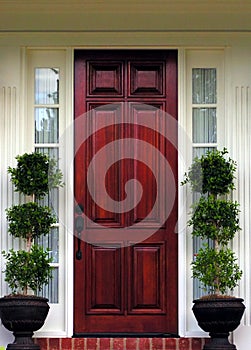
[35,337,208,349]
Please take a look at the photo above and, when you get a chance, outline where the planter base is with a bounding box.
[6,331,39,350]
[203,333,236,350]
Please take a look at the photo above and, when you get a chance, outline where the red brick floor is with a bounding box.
[35,337,208,349]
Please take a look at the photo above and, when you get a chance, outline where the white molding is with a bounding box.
[64,48,74,338]
[177,48,188,337]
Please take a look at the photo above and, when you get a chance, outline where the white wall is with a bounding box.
[228,45,251,349]
[0,46,22,347]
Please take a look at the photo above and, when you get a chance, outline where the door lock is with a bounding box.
[75,204,84,260]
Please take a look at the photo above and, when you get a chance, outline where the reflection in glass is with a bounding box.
[35,147,59,160]
[37,187,59,222]
[38,268,59,303]
[192,146,216,299]
[35,108,59,143]
[193,108,216,143]
[193,237,214,299]
[35,147,59,221]
[36,227,59,264]
[192,68,216,104]
[35,68,59,105]
[193,147,216,158]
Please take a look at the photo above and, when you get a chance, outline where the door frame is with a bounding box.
[31,46,189,338]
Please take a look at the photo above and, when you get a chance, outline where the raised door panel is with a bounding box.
[87,61,123,96]
[85,103,123,227]
[128,103,167,228]
[128,243,165,314]
[86,243,124,314]
[129,61,165,96]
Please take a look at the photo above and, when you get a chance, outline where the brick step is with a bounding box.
[35,337,208,349]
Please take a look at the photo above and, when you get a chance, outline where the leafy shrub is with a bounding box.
[183,148,242,295]
[8,152,63,198]
[3,152,63,295]
[2,246,53,294]
[182,148,236,195]
[6,202,56,240]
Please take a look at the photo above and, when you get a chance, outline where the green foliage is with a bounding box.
[2,245,53,294]
[8,152,64,198]
[48,157,64,189]
[189,195,241,245]
[182,148,236,195]
[3,151,64,295]
[182,148,242,296]
[192,245,243,295]
[6,202,56,240]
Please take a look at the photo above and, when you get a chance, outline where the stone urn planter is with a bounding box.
[192,297,245,350]
[182,149,245,349]
[0,295,49,350]
[0,152,64,349]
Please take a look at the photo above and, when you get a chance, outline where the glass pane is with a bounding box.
[35,147,59,159]
[35,108,59,143]
[35,147,59,219]
[192,68,216,104]
[37,188,59,220]
[36,227,59,263]
[35,68,59,105]
[193,146,216,158]
[193,237,213,299]
[193,108,216,143]
[38,267,59,303]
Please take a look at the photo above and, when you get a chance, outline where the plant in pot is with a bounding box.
[182,148,245,350]
[0,152,63,350]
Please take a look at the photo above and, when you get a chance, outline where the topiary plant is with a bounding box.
[182,148,242,296]
[3,152,64,295]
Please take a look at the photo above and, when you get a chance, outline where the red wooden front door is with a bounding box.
[74,50,178,335]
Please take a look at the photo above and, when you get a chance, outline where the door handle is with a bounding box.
[75,204,84,260]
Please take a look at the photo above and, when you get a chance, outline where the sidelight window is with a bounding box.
[192,67,217,299]
[34,68,60,303]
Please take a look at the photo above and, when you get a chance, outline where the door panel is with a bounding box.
[129,61,165,96]
[128,243,165,314]
[88,61,123,96]
[86,243,124,314]
[86,104,123,227]
[130,103,165,227]
[74,50,178,334]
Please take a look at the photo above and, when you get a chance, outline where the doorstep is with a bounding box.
[35,337,208,349]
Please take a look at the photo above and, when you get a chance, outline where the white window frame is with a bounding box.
[179,49,225,337]
[26,49,74,337]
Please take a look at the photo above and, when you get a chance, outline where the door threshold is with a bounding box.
[73,333,180,338]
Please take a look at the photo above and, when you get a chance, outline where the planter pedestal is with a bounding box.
[204,332,236,350]
[0,296,49,350]
[192,298,245,350]
[7,331,40,350]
